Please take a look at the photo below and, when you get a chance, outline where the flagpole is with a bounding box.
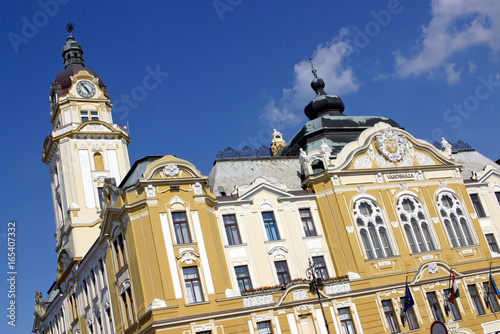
[490,262,495,314]
[401,276,408,327]
[445,269,452,317]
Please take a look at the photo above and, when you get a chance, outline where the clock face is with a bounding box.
[76,80,96,98]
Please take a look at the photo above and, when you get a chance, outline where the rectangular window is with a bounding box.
[183,266,204,303]
[338,307,356,334]
[300,208,317,237]
[257,321,272,334]
[262,212,280,241]
[90,111,99,120]
[312,256,329,279]
[274,260,290,285]
[496,192,500,207]
[80,110,89,122]
[382,300,400,334]
[172,212,192,244]
[426,292,444,322]
[483,282,500,312]
[486,233,500,253]
[223,214,242,245]
[468,284,485,315]
[235,265,252,292]
[399,297,419,330]
[443,288,462,320]
[470,194,486,218]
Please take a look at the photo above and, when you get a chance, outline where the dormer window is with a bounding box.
[81,110,98,122]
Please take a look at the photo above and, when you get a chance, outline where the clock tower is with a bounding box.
[42,28,131,268]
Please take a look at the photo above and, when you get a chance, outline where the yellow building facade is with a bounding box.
[33,32,500,334]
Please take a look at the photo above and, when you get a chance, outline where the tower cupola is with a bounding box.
[304,60,345,120]
[62,23,84,68]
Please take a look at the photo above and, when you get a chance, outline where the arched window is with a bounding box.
[397,196,436,253]
[437,192,475,247]
[354,199,394,259]
[94,152,104,170]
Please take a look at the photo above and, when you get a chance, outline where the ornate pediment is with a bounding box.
[337,123,459,172]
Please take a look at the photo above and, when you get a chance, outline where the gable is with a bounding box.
[337,123,460,172]
[143,155,204,180]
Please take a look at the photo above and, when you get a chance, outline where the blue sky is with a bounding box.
[1,0,499,332]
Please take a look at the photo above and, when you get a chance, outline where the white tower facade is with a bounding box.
[42,33,131,268]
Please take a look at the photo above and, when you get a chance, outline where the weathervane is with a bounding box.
[66,22,74,36]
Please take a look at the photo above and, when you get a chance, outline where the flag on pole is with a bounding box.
[401,281,414,327]
[490,266,500,296]
[403,281,415,312]
[449,272,460,304]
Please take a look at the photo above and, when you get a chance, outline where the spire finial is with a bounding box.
[66,22,74,37]
[308,57,326,97]
[309,57,319,79]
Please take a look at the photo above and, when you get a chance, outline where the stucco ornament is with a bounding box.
[163,164,179,177]
[177,251,200,265]
[193,182,203,195]
[145,185,155,198]
[427,262,438,275]
[376,127,407,162]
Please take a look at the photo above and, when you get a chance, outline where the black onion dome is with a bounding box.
[53,35,106,93]
[304,66,345,120]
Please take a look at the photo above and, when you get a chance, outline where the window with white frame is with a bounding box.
[262,211,280,241]
[257,321,273,334]
[223,214,242,245]
[426,291,444,322]
[382,300,400,333]
[468,284,485,315]
[486,233,500,253]
[312,256,329,279]
[183,266,204,303]
[300,208,318,237]
[397,196,436,253]
[338,307,356,334]
[235,265,252,292]
[172,211,192,244]
[80,110,99,122]
[274,260,290,285]
[398,296,419,329]
[437,192,475,247]
[470,194,486,218]
[443,288,462,320]
[353,199,394,259]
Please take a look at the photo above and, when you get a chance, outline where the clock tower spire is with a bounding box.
[43,25,131,272]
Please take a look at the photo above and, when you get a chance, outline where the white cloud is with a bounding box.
[445,63,461,85]
[394,0,500,82]
[373,73,390,82]
[260,28,360,129]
